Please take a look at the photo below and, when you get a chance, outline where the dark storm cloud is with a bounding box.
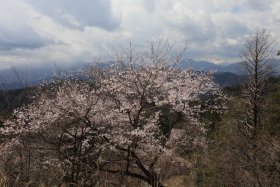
[25,0,121,30]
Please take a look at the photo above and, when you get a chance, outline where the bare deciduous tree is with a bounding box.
[240,29,279,137]
[239,29,280,186]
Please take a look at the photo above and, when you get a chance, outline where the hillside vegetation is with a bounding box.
[0,36,279,187]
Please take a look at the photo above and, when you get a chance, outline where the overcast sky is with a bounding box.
[0,0,279,69]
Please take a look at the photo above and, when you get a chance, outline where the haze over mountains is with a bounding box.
[1,59,279,90]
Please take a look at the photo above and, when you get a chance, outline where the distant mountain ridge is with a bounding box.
[176,59,242,74]
[177,59,280,75]
[0,59,279,90]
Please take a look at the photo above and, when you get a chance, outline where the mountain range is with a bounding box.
[0,59,279,90]
[176,59,242,74]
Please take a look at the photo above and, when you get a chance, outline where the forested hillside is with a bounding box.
[0,34,279,187]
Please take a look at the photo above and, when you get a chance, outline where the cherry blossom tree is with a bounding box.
[0,40,225,186]
[0,80,112,186]
[84,41,225,186]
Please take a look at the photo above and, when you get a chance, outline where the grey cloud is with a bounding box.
[244,0,272,11]
[26,0,121,31]
[232,0,272,12]
[220,19,250,38]
[0,0,278,70]
[185,33,243,60]
[142,0,156,13]
[274,18,280,24]
[0,25,50,51]
[179,18,217,43]
[217,43,242,58]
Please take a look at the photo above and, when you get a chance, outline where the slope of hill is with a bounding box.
[213,72,245,87]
